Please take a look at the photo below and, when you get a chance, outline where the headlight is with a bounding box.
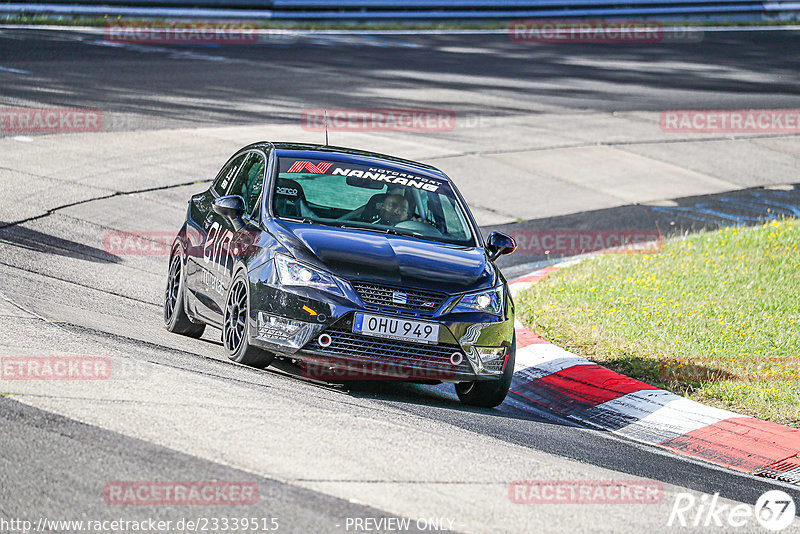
[452,286,504,316]
[274,254,346,297]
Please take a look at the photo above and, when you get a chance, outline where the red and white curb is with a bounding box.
[508,266,800,483]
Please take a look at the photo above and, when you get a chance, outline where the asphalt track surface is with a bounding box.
[1,28,800,533]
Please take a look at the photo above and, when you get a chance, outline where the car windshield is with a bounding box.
[272,157,476,246]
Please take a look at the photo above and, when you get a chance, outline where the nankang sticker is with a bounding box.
[331,167,441,192]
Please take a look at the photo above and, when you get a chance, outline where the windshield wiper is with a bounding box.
[336,222,383,233]
[390,229,428,241]
[282,217,317,225]
[390,228,465,245]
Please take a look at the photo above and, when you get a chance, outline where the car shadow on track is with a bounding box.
[187,332,560,422]
[263,356,569,424]
[0,222,121,264]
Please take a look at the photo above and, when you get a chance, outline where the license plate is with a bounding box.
[353,313,439,345]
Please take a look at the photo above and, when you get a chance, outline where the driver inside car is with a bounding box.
[374,194,412,226]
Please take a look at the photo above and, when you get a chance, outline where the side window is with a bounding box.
[440,195,470,241]
[212,154,247,196]
[228,153,266,216]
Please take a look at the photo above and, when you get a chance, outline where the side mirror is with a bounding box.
[486,232,516,261]
[212,195,247,231]
[212,195,246,220]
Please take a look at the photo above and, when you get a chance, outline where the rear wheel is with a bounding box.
[164,248,206,338]
[455,336,515,408]
[223,272,274,368]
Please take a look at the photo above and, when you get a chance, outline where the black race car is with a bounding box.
[164,143,517,407]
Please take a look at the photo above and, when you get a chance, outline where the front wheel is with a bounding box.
[164,248,206,338]
[223,271,274,368]
[454,336,515,408]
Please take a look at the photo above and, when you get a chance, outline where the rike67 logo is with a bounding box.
[669,490,796,531]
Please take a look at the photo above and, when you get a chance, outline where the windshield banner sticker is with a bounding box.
[281,159,443,192]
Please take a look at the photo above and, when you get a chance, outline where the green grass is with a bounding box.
[517,218,800,428]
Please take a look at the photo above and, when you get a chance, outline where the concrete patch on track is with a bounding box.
[509,267,800,481]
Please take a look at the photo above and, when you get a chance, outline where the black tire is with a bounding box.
[164,247,206,338]
[455,335,515,408]
[223,271,274,368]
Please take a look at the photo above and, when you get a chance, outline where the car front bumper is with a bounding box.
[246,260,515,383]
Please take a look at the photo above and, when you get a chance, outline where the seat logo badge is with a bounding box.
[392,291,408,305]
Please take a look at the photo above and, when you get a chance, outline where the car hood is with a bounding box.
[270,220,496,294]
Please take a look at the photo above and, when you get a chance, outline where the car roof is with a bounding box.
[243,142,451,182]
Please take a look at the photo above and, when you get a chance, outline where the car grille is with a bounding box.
[304,328,472,376]
[352,282,447,315]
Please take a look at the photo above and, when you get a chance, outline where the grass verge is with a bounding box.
[516,218,800,428]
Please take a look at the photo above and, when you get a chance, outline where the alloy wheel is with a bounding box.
[164,254,181,324]
[224,279,248,354]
